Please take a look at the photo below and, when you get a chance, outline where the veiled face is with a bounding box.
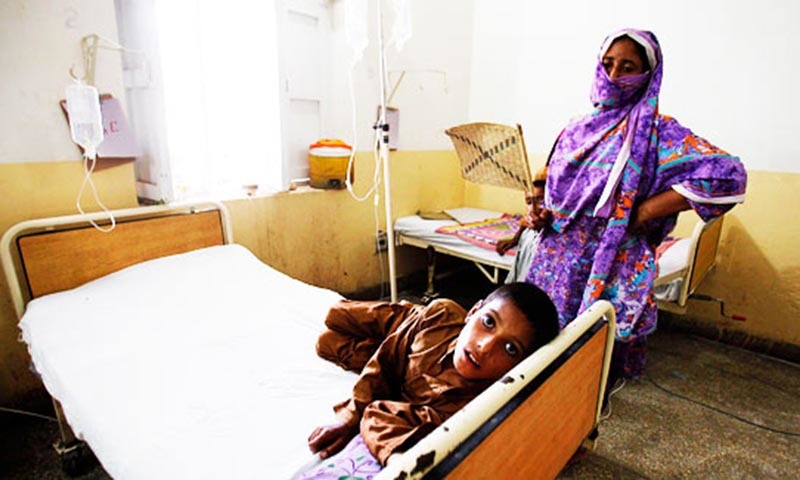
[602,37,647,79]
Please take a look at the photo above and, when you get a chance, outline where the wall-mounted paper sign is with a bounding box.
[61,94,142,167]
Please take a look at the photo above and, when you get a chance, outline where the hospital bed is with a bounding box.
[395,208,516,301]
[395,208,725,313]
[2,202,616,479]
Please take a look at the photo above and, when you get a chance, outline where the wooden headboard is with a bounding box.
[1,202,231,319]
[687,215,723,295]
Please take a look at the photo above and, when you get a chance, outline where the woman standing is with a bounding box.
[525,29,747,383]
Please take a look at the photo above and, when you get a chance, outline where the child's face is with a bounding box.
[453,297,536,381]
[526,187,545,218]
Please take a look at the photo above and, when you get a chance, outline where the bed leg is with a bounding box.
[53,398,77,447]
[52,398,99,476]
[581,427,600,451]
[421,246,439,303]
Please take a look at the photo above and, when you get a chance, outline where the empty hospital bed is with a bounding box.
[2,202,616,479]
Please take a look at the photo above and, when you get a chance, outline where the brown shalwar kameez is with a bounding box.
[316,298,491,465]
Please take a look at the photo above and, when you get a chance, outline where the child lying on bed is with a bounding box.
[307,283,559,468]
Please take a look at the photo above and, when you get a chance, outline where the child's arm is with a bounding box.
[361,401,451,465]
[309,313,419,458]
[334,316,417,423]
[358,300,471,465]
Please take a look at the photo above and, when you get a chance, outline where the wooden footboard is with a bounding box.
[378,301,615,480]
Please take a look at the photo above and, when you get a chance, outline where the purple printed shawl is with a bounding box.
[528,29,747,342]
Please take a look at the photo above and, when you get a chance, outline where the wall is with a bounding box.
[0,162,138,407]
[0,1,128,165]
[469,0,800,346]
[225,150,466,293]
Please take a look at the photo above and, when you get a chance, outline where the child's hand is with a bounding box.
[495,238,517,255]
[307,421,359,459]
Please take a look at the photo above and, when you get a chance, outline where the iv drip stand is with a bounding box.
[377,0,398,302]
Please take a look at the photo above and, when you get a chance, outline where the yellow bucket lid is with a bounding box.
[309,139,352,156]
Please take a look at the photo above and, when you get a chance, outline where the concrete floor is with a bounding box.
[560,329,800,479]
[2,267,798,479]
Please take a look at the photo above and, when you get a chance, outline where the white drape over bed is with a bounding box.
[20,244,356,479]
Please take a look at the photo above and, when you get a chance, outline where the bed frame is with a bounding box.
[396,232,511,301]
[2,203,615,479]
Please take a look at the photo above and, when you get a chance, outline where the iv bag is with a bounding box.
[65,83,104,159]
[390,0,412,51]
[345,0,368,65]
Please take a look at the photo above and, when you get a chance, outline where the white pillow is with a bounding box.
[657,238,692,277]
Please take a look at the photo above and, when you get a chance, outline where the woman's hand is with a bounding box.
[308,420,359,459]
[527,186,551,230]
[629,189,690,235]
[528,207,551,230]
[628,202,651,235]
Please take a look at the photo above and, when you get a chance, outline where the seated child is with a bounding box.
[496,169,548,283]
[307,282,559,467]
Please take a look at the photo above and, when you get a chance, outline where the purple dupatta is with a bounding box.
[527,29,747,352]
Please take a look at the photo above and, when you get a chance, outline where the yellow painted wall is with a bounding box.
[225,150,465,293]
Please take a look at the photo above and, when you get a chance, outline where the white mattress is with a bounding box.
[656,237,692,278]
[394,208,514,269]
[20,244,356,479]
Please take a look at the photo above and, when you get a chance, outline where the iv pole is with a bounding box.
[376,0,398,302]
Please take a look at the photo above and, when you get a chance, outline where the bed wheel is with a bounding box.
[55,440,100,477]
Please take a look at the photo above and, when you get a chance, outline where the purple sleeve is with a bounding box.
[653,117,747,222]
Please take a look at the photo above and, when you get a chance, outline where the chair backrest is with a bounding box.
[445,122,533,192]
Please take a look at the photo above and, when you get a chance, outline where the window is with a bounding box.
[115,0,331,202]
